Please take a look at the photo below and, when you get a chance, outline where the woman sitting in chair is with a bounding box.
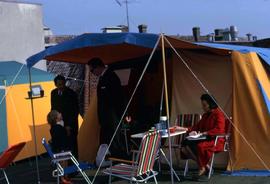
[178,94,226,177]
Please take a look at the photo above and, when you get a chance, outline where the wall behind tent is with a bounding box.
[5,81,54,161]
[0,1,46,70]
[170,50,232,167]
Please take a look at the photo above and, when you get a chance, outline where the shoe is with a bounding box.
[61,177,73,184]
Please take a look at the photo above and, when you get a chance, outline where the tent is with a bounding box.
[26,33,270,172]
[0,61,55,161]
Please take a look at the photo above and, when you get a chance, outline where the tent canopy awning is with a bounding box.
[27,33,231,68]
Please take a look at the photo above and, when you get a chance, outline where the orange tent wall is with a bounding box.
[231,51,270,170]
[5,81,55,161]
[6,81,84,161]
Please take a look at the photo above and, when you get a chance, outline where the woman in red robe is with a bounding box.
[179,94,226,177]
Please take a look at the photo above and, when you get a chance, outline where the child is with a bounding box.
[47,110,72,184]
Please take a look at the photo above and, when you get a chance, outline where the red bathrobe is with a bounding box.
[189,108,226,168]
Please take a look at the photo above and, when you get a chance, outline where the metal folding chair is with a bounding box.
[41,138,92,184]
[103,130,161,184]
[173,114,201,148]
[0,142,26,184]
[183,118,233,179]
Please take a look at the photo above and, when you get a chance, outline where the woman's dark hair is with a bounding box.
[54,75,66,85]
[47,110,58,126]
[200,94,218,109]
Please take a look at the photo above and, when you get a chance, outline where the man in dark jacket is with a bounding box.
[51,75,79,158]
[88,58,127,158]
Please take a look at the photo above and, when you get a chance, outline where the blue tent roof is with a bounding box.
[0,61,54,86]
[197,42,270,66]
[26,32,270,68]
[27,33,159,68]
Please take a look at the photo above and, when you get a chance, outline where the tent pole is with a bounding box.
[159,81,165,117]
[28,68,41,184]
[161,34,174,183]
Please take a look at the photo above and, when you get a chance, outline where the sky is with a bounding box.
[30,0,270,39]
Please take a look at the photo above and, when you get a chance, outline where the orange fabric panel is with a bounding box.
[171,50,232,120]
[6,82,54,161]
[231,51,270,170]
[78,90,100,163]
[164,36,230,56]
[46,44,154,65]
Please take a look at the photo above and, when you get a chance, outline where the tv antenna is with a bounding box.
[115,0,139,32]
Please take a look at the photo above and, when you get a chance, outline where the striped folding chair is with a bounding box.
[42,138,93,184]
[103,130,161,184]
[171,114,201,148]
[0,142,26,184]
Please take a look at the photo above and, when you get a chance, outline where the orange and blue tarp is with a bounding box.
[25,33,270,170]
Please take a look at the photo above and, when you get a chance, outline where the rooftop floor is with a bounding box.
[2,156,270,184]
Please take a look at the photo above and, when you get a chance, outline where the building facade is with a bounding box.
[0,0,46,70]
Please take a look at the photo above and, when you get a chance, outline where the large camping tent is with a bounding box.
[26,33,270,171]
[0,61,54,161]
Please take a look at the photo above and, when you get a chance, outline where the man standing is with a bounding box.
[88,58,127,158]
[51,75,79,159]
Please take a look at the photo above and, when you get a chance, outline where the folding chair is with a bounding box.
[103,130,161,184]
[183,118,233,179]
[41,138,92,184]
[0,142,26,184]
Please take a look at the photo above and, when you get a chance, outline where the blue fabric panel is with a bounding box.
[63,163,95,174]
[0,89,8,152]
[257,80,270,114]
[223,170,270,176]
[197,42,270,66]
[0,61,54,85]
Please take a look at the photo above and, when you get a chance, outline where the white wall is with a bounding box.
[0,1,46,70]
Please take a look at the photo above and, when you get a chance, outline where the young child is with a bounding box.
[47,110,72,184]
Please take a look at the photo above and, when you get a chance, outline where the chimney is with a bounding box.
[252,36,258,41]
[223,28,231,41]
[230,25,238,41]
[214,29,224,41]
[192,27,200,42]
[207,33,215,42]
[246,33,252,41]
[138,24,147,33]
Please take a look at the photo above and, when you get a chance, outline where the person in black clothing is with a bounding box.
[51,75,79,159]
[47,110,72,184]
[88,58,129,158]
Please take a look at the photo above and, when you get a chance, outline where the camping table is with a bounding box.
[131,129,186,181]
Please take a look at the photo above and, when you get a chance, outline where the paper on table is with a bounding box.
[186,134,206,140]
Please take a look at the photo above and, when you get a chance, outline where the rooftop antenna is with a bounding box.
[114,0,132,32]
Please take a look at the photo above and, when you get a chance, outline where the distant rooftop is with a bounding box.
[0,0,41,6]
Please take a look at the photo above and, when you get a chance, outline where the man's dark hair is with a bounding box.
[54,75,66,85]
[200,94,218,109]
[88,57,105,69]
